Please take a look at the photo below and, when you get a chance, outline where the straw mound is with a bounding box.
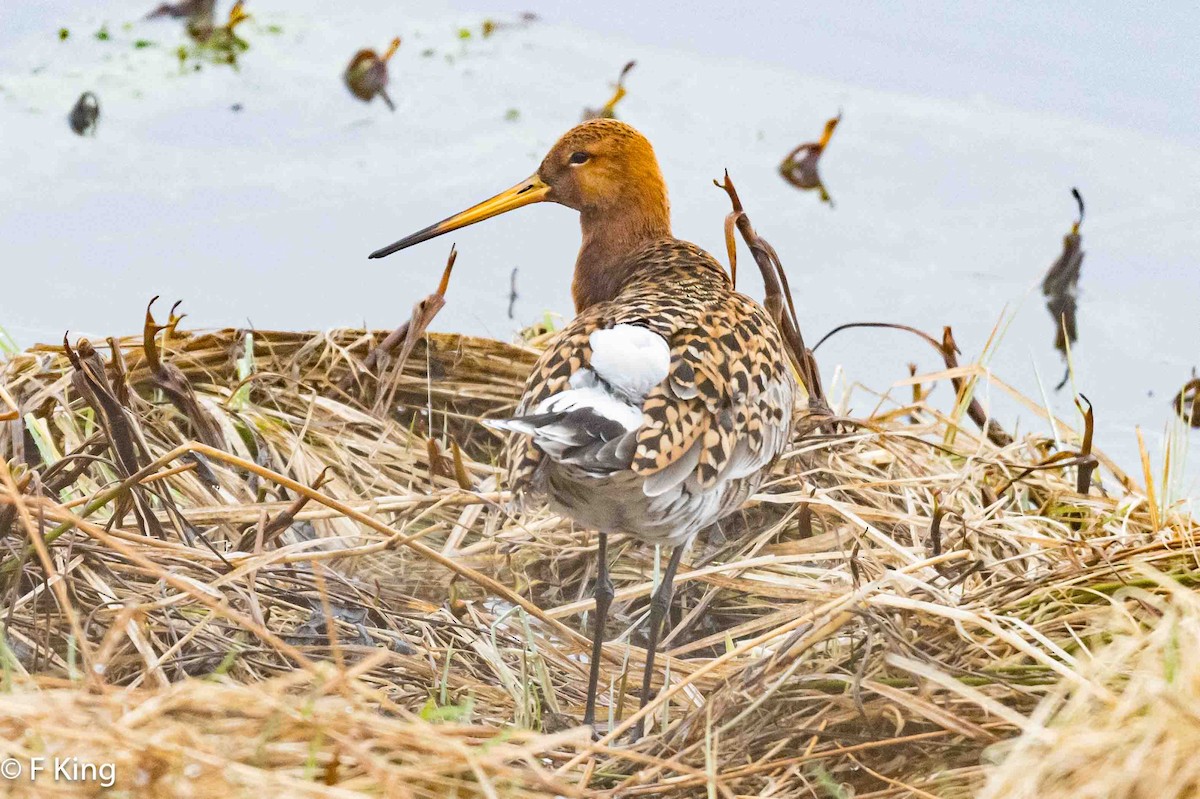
[0,324,1196,798]
[0,671,582,798]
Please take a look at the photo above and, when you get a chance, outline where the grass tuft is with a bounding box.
[0,323,1196,796]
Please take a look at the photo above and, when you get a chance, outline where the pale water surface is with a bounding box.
[1,1,1197,501]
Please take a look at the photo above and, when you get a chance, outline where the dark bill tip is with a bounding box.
[368,220,445,259]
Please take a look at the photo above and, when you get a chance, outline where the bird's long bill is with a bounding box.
[368,174,550,259]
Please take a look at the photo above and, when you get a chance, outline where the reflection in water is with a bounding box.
[67,91,99,136]
[582,60,636,121]
[344,37,401,112]
[1041,188,1085,390]
[779,111,840,206]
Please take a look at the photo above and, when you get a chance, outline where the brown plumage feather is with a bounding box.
[508,238,795,499]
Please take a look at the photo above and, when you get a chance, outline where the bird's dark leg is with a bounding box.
[583,532,614,730]
[633,543,685,739]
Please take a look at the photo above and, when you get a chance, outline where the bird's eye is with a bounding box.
[569,151,590,165]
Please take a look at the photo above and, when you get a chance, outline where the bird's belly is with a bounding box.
[540,462,759,547]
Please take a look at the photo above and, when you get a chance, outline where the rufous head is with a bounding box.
[535,119,667,216]
[369,119,670,259]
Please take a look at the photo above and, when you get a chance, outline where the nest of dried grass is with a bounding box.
[0,317,1196,797]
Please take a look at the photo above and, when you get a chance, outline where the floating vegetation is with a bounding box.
[146,0,217,65]
[480,12,538,38]
[1174,373,1200,428]
[581,60,636,121]
[1042,188,1086,389]
[145,0,215,23]
[67,91,99,136]
[182,0,250,65]
[504,107,520,122]
[144,0,226,67]
[779,110,841,206]
[343,36,401,112]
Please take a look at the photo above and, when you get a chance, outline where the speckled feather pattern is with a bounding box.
[504,238,797,543]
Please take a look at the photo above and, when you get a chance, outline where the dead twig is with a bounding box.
[339,246,457,400]
[235,466,334,551]
[143,298,224,448]
[713,171,828,414]
[813,321,1013,447]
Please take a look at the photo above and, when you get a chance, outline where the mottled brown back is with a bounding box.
[507,238,797,497]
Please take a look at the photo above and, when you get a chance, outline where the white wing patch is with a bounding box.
[485,324,670,474]
[587,325,670,401]
[537,372,642,431]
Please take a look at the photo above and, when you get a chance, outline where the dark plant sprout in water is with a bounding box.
[581,60,636,121]
[508,267,519,320]
[779,110,841,206]
[344,37,401,112]
[67,91,100,136]
[1174,373,1200,428]
[1041,188,1085,391]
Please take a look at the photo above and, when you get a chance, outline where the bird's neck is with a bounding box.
[572,203,672,312]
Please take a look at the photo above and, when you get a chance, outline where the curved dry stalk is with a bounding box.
[712,170,827,413]
[814,320,1013,447]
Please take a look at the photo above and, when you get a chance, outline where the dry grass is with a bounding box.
[978,573,1200,799]
[0,320,1196,797]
